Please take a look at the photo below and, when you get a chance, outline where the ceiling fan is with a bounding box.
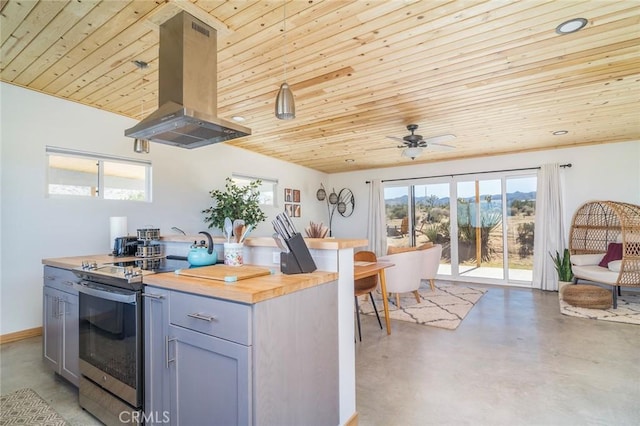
[386,124,456,159]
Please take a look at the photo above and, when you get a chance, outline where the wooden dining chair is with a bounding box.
[354,250,383,341]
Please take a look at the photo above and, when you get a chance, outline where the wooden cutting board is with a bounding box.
[176,264,272,281]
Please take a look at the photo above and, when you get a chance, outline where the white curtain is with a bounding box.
[367,179,387,257]
[532,164,566,291]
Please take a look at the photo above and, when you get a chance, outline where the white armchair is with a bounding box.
[379,250,423,307]
[378,244,442,307]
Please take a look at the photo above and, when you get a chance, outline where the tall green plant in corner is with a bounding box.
[550,248,574,282]
[202,178,267,232]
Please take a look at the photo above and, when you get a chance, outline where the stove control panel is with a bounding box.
[80,260,99,270]
[73,261,144,287]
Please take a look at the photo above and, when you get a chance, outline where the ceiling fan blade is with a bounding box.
[426,142,456,151]
[423,134,456,145]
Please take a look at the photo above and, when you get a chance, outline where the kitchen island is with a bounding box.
[42,237,366,425]
[144,267,339,425]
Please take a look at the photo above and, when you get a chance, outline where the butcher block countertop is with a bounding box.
[161,235,368,250]
[144,268,337,304]
[42,255,338,304]
[42,254,136,269]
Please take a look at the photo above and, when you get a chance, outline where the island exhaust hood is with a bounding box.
[125,12,250,148]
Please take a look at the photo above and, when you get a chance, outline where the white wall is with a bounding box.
[325,141,640,240]
[0,83,327,335]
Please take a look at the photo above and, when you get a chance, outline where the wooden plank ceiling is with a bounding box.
[2,0,639,174]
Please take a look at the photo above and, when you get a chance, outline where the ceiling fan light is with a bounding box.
[402,147,422,159]
[275,82,295,120]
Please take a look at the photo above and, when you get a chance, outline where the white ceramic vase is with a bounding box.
[224,243,244,266]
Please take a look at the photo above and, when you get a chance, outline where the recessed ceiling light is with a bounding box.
[231,116,246,122]
[553,130,569,135]
[555,18,588,35]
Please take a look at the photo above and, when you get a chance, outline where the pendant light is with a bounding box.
[133,97,149,153]
[275,0,295,119]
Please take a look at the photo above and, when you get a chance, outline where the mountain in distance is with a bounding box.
[385,191,536,206]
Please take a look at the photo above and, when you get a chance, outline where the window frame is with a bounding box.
[46,146,152,202]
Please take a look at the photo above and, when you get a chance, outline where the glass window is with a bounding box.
[383,172,536,285]
[48,155,98,196]
[46,147,151,201]
[232,174,277,206]
[384,185,410,249]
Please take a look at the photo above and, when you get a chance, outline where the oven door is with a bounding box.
[74,281,142,408]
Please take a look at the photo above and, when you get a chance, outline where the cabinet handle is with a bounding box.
[52,297,59,318]
[57,298,65,318]
[62,280,74,287]
[166,336,177,369]
[142,292,165,299]
[187,312,217,322]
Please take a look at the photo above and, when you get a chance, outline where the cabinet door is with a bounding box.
[60,292,80,386]
[144,287,171,425]
[43,286,61,372]
[168,324,251,426]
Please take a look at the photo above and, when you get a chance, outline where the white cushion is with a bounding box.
[571,253,604,266]
[572,265,618,284]
[608,260,622,272]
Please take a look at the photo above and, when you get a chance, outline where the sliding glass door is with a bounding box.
[506,176,536,282]
[414,183,451,269]
[383,173,536,285]
[457,179,504,280]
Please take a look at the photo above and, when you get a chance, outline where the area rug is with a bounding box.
[559,293,640,325]
[0,388,68,425]
[358,284,487,330]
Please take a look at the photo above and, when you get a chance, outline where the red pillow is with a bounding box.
[598,243,623,267]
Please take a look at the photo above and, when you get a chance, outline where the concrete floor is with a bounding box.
[355,284,640,425]
[0,337,101,425]
[1,284,638,426]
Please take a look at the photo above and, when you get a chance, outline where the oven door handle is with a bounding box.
[73,282,137,304]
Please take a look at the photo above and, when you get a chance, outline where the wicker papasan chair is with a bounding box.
[568,201,640,308]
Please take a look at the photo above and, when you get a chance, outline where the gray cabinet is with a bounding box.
[43,266,80,387]
[143,287,171,424]
[144,280,338,426]
[168,324,251,425]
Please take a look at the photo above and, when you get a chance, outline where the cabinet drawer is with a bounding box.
[44,266,78,295]
[170,291,251,345]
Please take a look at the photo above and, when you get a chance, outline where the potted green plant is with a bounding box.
[203,178,267,266]
[202,177,267,233]
[550,248,574,296]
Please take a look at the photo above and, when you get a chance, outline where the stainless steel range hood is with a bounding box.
[125,12,250,148]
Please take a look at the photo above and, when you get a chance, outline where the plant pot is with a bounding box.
[224,243,244,266]
[558,280,573,299]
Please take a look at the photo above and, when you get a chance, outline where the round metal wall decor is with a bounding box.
[316,188,326,201]
[328,192,339,205]
[337,188,354,217]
